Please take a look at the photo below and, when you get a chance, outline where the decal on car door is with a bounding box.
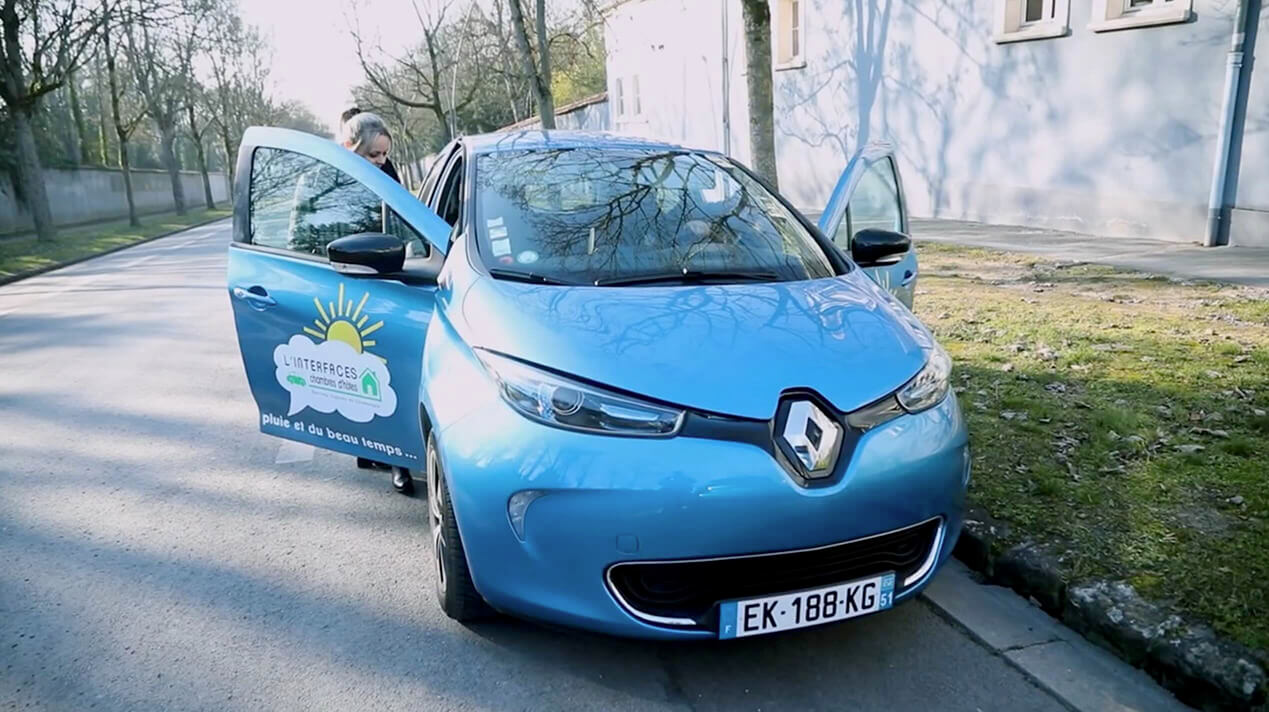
[273,282,397,423]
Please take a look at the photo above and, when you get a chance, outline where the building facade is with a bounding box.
[603,0,1267,246]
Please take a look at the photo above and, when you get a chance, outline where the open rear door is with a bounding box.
[817,143,919,308]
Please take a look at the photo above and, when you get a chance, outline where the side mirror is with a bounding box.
[851,229,911,266]
[327,233,405,275]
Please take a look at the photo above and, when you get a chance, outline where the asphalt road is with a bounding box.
[0,221,1068,712]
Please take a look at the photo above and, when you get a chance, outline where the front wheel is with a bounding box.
[426,435,494,622]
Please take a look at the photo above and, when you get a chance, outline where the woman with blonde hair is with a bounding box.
[340,107,400,182]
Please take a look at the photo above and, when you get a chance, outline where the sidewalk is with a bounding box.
[912,218,1269,288]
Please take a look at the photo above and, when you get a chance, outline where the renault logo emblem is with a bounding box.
[780,399,843,477]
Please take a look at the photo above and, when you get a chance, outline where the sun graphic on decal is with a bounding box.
[304,283,385,360]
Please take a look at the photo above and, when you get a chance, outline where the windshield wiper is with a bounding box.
[594,269,780,287]
[488,268,577,286]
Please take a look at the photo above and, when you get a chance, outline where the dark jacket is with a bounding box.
[381,157,401,183]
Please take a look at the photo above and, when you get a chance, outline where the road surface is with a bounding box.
[0,221,1068,711]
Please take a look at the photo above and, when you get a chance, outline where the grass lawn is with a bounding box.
[914,242,1269,656]
[0,208,231,281]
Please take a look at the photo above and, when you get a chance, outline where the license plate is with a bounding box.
[718,572,895,639]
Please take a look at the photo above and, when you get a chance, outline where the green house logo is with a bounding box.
[360,369,381,400]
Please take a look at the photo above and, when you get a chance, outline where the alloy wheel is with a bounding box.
[427,445,447,590]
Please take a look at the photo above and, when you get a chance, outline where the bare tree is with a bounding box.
[506,0,553,128]
[203,10,272,189]
[352,0,483,144]
[484,0,524,123]
[203,8,250,188]
[91,48,111,164]
[349,0,604,150]
[50,83,81,163]
[200,8,325,192]
[740,0,777,188]
[0,0,103,241]
[184,80,213,208]
[124,0,210,216]
[67,69,92,162]
[100,0,146,226]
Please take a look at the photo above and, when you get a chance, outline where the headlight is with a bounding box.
[474,349,685,437]
[846,395,905,430]
[896,345,952,413]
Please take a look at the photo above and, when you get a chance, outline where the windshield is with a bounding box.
[472,148,837,285]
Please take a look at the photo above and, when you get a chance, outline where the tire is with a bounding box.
[426,435,494,622]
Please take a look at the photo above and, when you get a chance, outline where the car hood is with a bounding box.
[459,270,933,420]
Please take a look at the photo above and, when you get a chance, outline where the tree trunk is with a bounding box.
[215,82,238,194]
[432,105,451,142]
[12,108,57,241]
[196,142,214,209]
[218,123,235,197]
[118,136,139,227]
[102,13,140,227]
[55,89,81,165]
[533,0,554,128]
[69,72,90,164]
[187,103,215,209]
[491,0,521,122]
[507,0,554,129]
[156,117,186,215]
[93,55,110,165]
[740,0,778,189]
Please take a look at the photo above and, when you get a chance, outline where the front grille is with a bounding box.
[607,517,941,628]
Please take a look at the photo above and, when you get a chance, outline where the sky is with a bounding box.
[238,0,424,133]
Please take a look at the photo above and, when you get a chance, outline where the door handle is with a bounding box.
[232,285,277,309]
[900,270,916,286]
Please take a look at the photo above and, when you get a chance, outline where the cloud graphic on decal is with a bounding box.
[273,335,397,423]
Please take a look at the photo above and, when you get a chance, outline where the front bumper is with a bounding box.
[434,389,969,640]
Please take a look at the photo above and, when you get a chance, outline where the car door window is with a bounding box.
[250,147,423,257]
[416,145,452,204]
[832,158,903,250]
[435,155,465,227]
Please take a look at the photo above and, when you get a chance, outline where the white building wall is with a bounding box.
[604,0,752,165]
[1228,10,1269,246]
[775,0,1262,242]
[504,95,611,132]
[605,0,1268,243]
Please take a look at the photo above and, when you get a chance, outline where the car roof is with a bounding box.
[460,130,690,156]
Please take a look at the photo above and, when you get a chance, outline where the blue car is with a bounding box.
[227,127,969,640]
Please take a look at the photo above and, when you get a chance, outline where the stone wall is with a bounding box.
[0,167,231,234]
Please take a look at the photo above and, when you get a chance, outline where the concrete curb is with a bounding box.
[923,560,1193,712]
[953,505,1267,711]
[0,213,230,288]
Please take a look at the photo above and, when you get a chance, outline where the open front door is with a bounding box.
[226,127,453,468]
[817,143,919,308]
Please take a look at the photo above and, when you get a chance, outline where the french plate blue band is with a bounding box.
[880,572,896,609]
[718,601,739,639]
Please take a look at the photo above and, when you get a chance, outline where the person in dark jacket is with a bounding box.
[339,107,414,494]
[340,107,400,181]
